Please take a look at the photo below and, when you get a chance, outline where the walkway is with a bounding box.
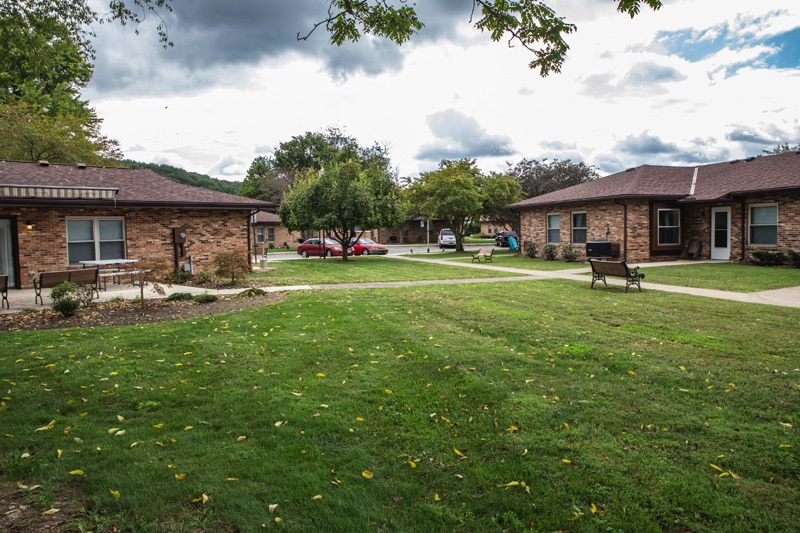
[2,257,799,316]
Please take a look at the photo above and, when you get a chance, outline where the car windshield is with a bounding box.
[358,238,376,244]
[323,238,340,245]
[441,230,454,236]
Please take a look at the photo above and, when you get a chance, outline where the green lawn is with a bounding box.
[451,254,591,271]
[640,263,800,292]
[253,256,522,285]
[2,280,799,531]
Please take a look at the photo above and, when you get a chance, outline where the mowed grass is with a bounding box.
[451,254,591,271]
[1,280,799,531]
[253,256,521,285]
[638,262,800,292]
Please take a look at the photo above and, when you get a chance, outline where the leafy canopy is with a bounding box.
[506,158,599,199]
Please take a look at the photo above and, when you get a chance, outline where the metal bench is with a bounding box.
[589,259,645,292]
[33,268,99,304]
[0,274,8,309]
[471,247,494,263]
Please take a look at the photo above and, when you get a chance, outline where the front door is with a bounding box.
[0,218,18,288]
[711,207,731,260]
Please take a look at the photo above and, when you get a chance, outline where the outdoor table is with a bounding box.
[79,259,139,288]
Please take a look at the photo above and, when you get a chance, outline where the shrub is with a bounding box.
[236,288,266,298]
[198,269,212,282]
[560,243,581,262]
[166,271,193,284]
[50,281,81,317]
[165,292,195,302]
[194,293,218,304]
[268,242,275,249]
[543,244,558,261]
[788,250,800,268]
[749,250,787,266]
[524,242,539,259]
[213,249,251,283]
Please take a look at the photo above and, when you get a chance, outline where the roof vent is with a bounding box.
[729,159,740,164]
[37,160,50,167]
[76,163,87,169]
[625,167,636,172]
[745,157,756,162]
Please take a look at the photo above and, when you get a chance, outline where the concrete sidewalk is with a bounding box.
[3,258,799,315]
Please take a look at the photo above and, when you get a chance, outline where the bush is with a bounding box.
[749,250,787,266]
[213,249,251,283]
[560,243,581,262]
[524,242,539,259]
[50,281,81,317]
[194,293,218,304]
[543,244,558,261]
[166,271,193,284]
[165,292,195,302]
[236,288,266,298]
[788,250,800,268]
[198,269,212,282]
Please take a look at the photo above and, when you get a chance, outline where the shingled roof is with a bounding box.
[509,152,800,209]
[0,160,275,210]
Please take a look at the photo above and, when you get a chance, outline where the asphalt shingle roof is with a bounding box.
[0,160,274,210]
[508,152,800,209]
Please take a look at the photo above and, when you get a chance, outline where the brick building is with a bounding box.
[508,152,800,263]
[251,211,300,252]
[0,160,274,289]
[377,217,449,245]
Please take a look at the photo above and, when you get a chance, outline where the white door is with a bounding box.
[710,207,731,260]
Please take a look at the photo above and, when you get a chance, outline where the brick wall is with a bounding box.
[6,207,251,288]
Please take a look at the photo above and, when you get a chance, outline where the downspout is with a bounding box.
[613,200,628,261]
[248,209,259,271]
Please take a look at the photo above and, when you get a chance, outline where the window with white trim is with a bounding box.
[749,204,778,245]
[67,218,125,264]
[571,212,587,244]
[255,227,265,244]
[547,213,560,244]
[267,227,275,242]
[657,209,680,245]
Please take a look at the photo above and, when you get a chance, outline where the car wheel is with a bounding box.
[326,249,333,257]
[362,249,369,256]
[301,250,308,258]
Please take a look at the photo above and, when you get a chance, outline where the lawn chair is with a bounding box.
[686,240,702,259]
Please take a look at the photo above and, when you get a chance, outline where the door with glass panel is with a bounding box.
[710,207,730,260]
[0,218,17,287]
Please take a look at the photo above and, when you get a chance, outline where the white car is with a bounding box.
[438,228,456,249]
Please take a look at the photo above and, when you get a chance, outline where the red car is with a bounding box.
[297,238,353,258]
[350,237,389,256]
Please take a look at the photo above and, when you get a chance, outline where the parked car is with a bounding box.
[438,228,457,249]
[297,238,353,258]
[495,230,518,247]
[350,237,388,255]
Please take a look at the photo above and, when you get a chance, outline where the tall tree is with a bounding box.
[280,159,407,261]
[407,159,520,252]
[762,142,800,155]
[506,158,599,199]
[27,1,662,76]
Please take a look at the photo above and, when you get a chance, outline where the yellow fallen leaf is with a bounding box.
[408,461,417,468]
[274,420,287,427]
[70,469,85,476]
[191,494,209,505]
[562,459,572,464]
[109,489,121,499]
[709,463,724,472]
[153,423,164,429]
[57,449,63,458]
[155,441,165,447]
[454,448,465,457]
[114,430,125,437]
[504,481,520,487]
[107,427,120,434]
[269,504,278,514]
[312,494,323,500]
[275,517,282,523]
[317,373,326,377]
[591,503,598,514]
[561,423,570,431]
[42,508,60,515]
[236,436,247,442]
[117,415,124,421]
[730,471,741,479]
[35,420,56,432]
[434,494,441,501]
[385,389,393,394]
[521,448,528,456]
[506,426,519,433]
[226,478,238,481]
[184,426,193,431]
[779,444,792,448]
[356,417,365,422]
[571,512,584,521]
[175,473,187,480]
[362,470,374,479]
[679,365,686,371]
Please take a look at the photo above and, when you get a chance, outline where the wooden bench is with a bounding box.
[0,274,8,309]
[33,268,99,304]
[589,259,645,292]
[471,247,494,263]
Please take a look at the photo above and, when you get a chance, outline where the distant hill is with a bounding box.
[121,160,243,195]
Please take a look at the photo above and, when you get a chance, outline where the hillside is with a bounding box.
[121,160,242,195]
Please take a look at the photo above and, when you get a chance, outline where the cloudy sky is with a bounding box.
[84,0,800,182]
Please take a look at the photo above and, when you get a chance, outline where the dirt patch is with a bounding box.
[0,292,285,332]
[0,483,85,532]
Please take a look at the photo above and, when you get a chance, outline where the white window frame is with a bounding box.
[546,213,560,244]
[571,211,587,245]
[657,208,681,246]
[748,203,778,245]
[66,216,126,265]
[255,226,265,244]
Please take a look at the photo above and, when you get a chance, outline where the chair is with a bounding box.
[686,240,702,259]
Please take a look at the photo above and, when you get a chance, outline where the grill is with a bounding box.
[586,241,620,259]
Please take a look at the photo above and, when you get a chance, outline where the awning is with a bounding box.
[0,184,119,200]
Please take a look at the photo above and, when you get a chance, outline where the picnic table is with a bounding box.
[79,259,147,288]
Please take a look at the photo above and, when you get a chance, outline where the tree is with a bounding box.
[279,152,407,262]
[407,159,520,252]
[762,143,800,155]
[29,0,661,76]
[506,158,598,199]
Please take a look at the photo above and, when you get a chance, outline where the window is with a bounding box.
[67,218,125,264]
[547,213,560,244]
[255,227,265,244]
[571,212,587,244]
[267,227,275,242]
[750,204,778,245]
[657,209,680,245]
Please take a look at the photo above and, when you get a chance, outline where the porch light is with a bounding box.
[605,224,611,235]
[25,220,34,230]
